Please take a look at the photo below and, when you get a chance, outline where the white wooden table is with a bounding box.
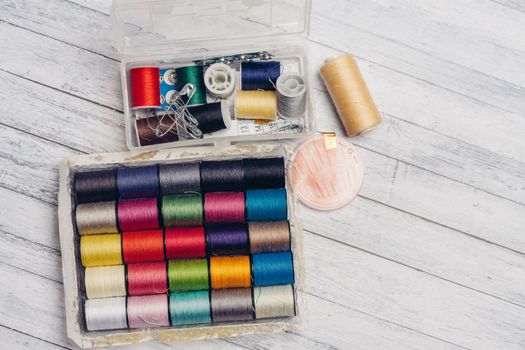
[1,0,524,349]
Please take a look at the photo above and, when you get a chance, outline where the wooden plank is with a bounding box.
[0,326,69,350]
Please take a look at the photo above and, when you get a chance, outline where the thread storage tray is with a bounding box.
[58,144,306,348]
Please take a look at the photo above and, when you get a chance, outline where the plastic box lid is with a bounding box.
[111,0,312,56]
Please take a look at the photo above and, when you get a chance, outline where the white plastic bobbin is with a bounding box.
[276,73,307,118]
[204,63,236,98]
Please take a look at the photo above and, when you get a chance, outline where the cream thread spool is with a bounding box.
[253,284,295,319]
[84,265,126,299]
[320,54,381,136]
[235,90,277,121]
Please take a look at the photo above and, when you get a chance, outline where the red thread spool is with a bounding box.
[127,261,168,295]
[130,67,161,109]
[165,227,206,259]
[122,230,164,263]
[204,192,245,224]
[118,198,159,231]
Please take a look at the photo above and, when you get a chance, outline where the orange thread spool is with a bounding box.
[210,256,251,289]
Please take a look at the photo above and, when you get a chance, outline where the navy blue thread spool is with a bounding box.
[188,101,231,135]
[252,251,294,286]
[206,224,250,256]
[159,162,201,194]
[200,160,244,192]
[243,157,285,190]
[241,61,281,90]
[74,169,118,203]
[245,188,287,221]
[117,165,159,199]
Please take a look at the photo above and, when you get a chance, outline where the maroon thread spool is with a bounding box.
[204,192,245,224]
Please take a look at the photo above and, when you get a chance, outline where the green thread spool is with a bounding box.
[168,259,209,292]
[162,194,203,227]
[175,66,207,105]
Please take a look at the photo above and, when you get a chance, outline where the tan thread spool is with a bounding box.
[320,54,382,136]
[84,265,126,299]
[76,201,118,235]
[235,91,277,121]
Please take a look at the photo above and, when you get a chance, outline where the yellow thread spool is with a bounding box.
[80,234,122,267]
[235,91,277,121]
[320,54,382,136]
[210,256,251,289]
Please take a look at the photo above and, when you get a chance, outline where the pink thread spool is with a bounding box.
[118,198,159,231]
[204,192,245,224]
[127,262,168,296]
[127,294,170,329]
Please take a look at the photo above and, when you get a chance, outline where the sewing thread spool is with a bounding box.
[127,262,168,295]
[122,230,164,263]
[241,61,280,90]
[85,297,128,331]
[252,252,294,286]
[206,224,249,256]
[159,162,201,194]
[165,227,206,259]
[169,291,211,325]
[204,192,245,224]
[75,201,118,235]
[276,73,307,118]
[117,165,159,198]
[248,221,290,253]
[188,101,231,134]
[254,285,295,319]
[210,256,251,289]
[235,91,277,121]
[320,54,382,136]
[204,63,236,98]
[161,194,203,227]
[211,288,254,322]
[136,116,179,146]
[84,265,126,299]
[243,157,285,189]
[168,259,209,292]
[80,234,122,267]
[245,189,287,221]
[127,294,170,329]
[74,169,117,203]
[130,67,161,109]
[200,160,244,192]
[175,66,207,105]
[117,198,159,231]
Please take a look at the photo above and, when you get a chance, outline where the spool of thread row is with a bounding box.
[74,169,117,203]
[206,224,249,256]
[254,285,295,319]
[76,201,118,235]
[117,165,159,198]
[122,230,164,264]
[204,63,235,98]
[127,294,170,329]
[168,259,209,292]
[200,160,244,192]
[320,54,382,136]
[252,251,294,286]
[243,157,285,190]
[159,162,201,194]
[210,256,251,289]
[235,91,277,121]
[241,61,280,90]
[170,291,211,326]
[84,265,126,299]
[188,101,231,134]
[204,192,245,224]
[248,221,290,253]
[117,198,159,232]
[165,227,206,259]
[130,67,161,109]
[175,65,207,106]
[80,234,122,267]
[127,262,168,296]
[276,73,307,119]
[211,288,254,322]
[85,297,128,331]
[246,189,287,221]
[162,194,203,227]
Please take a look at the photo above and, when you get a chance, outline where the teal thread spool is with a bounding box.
[175,66,207,105]
[169,291,211,325]
[246,188,288,221]
[162,194,203,227]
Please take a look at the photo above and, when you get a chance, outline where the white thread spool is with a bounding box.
[276,73,307,119]
[253,285,295,319]
[204,63,236,98]
[85,265,126,299]
[85,297,128,331]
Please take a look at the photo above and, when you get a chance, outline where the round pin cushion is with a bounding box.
[291,135,364,211]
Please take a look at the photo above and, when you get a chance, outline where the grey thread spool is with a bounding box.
[76,201,118,235]
[254,284,295,319]
[276,73,307,118]
[211,288,254,322]
[159,162,201,194]
[85,297,128,331]
[248,221,291,253]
